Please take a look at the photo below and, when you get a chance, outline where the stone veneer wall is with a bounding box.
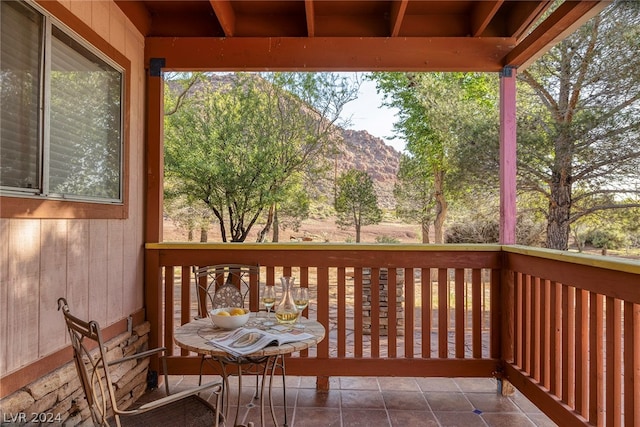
[362,268,405,336]
[0,322,152,426]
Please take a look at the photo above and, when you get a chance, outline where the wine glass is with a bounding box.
[262,285,276,326]
[292,287,309,329]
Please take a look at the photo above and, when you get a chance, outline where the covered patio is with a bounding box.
[1,1,638,427]
[145,243,639,427]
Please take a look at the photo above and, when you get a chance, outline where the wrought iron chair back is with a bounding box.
[58,298,223,427]
[193,264,260,317]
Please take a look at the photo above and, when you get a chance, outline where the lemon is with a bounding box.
[230,307,246,316]
[216,310,231,317]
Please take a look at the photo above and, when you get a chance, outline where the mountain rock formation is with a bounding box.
[336,129,401,209]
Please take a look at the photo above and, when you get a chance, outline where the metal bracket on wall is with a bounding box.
[500,65,516,78]
[149,58,166,77]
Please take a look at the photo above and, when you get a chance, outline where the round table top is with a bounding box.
[174,313,325,358]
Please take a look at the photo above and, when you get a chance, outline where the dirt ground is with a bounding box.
[163,218,639,260]
[164,217,423,244]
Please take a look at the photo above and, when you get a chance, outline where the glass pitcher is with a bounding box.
[275,276,298,324]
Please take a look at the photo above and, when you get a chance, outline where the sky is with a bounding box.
[338,75,405,153]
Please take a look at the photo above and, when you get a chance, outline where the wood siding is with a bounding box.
[0,0,145,379]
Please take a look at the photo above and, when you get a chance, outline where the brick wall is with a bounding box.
[0,322,152,426]
[362,268,405,336]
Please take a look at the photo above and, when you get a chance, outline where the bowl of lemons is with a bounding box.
[209,307,250,329]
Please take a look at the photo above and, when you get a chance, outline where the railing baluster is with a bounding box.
[568,286,576,408]
[455,268,465,358]
[575,289,588,416]
[532,277,541,382]
[515,272,523,369]
[438,268,448,358]
[501,268,515,364]
[623,302,639,427]
[490,269,501,360]
[525,274,532,375]
[164,266,175,357]
[421,268,430,358]
[354,267,363,358]
[317,266,330,359]
[337,267,346,358]
[180,266,191,356]
[405,267,415,358]
[605,297,622,426]
[561,284,569,404]
[266,266,275,286]
[387,268,397,359]
[590,293,604,425]
[472,269,482,359]
[300,266,310,358]
[248,266,259,313]
[371,267,380,358]
[549,280,559,396]
[540,279,550,390]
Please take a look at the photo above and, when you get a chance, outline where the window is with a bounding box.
[1,0,123,204]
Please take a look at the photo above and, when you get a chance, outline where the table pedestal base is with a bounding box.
[204,354,288,427]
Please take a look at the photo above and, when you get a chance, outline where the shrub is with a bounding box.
[375,235,400,244]
[445,215,545,245]
[445,220,499,243]
[583,229,627,250]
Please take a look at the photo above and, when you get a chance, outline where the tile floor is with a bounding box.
[152,375,558,427]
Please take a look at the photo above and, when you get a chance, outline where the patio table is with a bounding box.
[174,314,325,427]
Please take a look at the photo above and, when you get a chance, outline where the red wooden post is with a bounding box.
[499,67,517,245]
[144,60,165,373]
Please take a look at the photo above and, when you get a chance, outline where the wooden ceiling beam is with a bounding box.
[210,0,236,37]
[505,0,608,69]
[471,1,503,37]
[390,0,409,37]
[145,36,515,72]
[509,1,552,41]
[305,0,315,37]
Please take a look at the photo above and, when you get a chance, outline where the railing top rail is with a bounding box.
[503,245,640,275]
[146,242,502,252]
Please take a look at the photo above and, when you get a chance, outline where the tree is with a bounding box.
[164,192,211,242]
[334,169,382,242]
[372,72,498,243]
[393,154,434,243]
[518,1,640,250]
[164,72,359,242]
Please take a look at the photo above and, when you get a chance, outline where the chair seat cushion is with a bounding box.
[113,395,217,427]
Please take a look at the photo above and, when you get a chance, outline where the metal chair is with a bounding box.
[57,298,223,427]
[193,264,260,317]
[192,264,263,414]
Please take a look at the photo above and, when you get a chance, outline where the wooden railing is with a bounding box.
[144,243,640,426]
[501,246,640,427]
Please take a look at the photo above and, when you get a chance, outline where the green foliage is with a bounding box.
[334,169,382,242]
[371,72,499,243]
[273,183,311,234]
[518,2,640,249]
[393,154,433,222]
[375,235,400,244]
[164,191,211,241]
[583,229,628,250]
[164,72,359,242]
[573,204,640,251]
